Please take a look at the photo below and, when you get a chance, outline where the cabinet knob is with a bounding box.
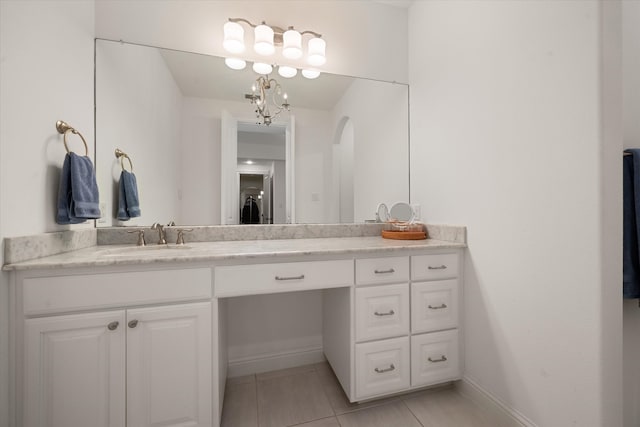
[128,320,139,328]
[107,321,119,331]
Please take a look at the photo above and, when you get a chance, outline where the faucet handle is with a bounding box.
[176,228,193,245]
[127,229,146,246]
[167,221,176,226]
[150,223,166,244]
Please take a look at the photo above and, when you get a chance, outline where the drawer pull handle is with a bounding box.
[374,310,395,317]
[374,268,395,274]
[128,320,139,328]
[428,356,448,363]
[428,265,447,270]
[107,321,119,331]
[275,274,305,281]
[428,303,448,310]
[374,364,395,373]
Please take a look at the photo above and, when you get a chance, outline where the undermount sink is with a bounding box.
[101,244,192,257]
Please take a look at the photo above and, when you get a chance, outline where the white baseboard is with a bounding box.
[456,376,538,427]
[227,346,325,378]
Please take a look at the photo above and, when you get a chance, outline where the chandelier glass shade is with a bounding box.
[278,65,297,78]
[307,37,326,66]
[282,29,303,59]
[254,24,275,56]
[252,62,273,75]
[224,57,247,70]
[223,21,245,54]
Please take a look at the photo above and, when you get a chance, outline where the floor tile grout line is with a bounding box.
[254,373,260,427]
[286,415,341,427]
[402,399,426,427]
[313,365,340,419]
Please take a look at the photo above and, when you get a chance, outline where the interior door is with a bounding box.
[262,173,272,223]
[285,115,295,223]
[221,110,238,224]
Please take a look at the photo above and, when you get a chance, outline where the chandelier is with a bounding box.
[222,17,325,80]
[245,75,290,126]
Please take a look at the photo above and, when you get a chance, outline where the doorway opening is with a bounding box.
[239,173,272,224]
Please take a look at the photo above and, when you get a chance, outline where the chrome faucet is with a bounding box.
[150,223,167,245]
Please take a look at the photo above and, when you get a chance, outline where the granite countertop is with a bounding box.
[3,236,465,271]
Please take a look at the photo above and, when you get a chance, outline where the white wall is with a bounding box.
[226,290,323,374]
[409,1,622,426]
[0,1,96,425]
[238,132,286,161]
[94,0,408,83]
[623,1,640,426]
[331,79,409,222]
[96,41,182,227]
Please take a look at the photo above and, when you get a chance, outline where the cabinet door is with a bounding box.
[355,283,410,342]
[24,311,126,427]
[411,330,460,387]
[126,302,212,427]
[355,336,410,400]
[411,279,459,333]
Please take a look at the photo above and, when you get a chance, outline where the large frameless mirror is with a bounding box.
[95,39,409,226]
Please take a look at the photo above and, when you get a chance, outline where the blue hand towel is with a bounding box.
[56,152,101,224]
[117,170,141,221]
[623,149,640,299]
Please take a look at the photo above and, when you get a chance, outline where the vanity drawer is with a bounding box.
[411,253,459,281]
[411,330,460,387]
[355,283,409,342]
[411,279,459,333]
[355,256,409,286]
[22,268,212,316]
[214,259,353,297]
[355,336,410,399]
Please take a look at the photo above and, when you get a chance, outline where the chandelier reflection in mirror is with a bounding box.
[245,75,290,126]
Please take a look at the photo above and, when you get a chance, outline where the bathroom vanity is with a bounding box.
[4,225,465,427]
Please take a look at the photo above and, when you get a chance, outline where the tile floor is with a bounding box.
[221,363,510,427]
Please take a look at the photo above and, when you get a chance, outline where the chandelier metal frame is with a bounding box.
[245,75,291,126]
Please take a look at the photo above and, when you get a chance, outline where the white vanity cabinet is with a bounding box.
[15,267,213,427]
[7,235,465,427]
[353,256,412,400]
[324,250,463,403]
[410,253,461,387]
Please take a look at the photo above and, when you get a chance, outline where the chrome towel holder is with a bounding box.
[56,120,88,156]
[114,148,134,172]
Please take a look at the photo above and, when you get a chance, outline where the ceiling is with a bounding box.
[160,48,355,111]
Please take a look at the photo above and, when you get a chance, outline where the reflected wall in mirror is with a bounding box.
[95,39,409,226]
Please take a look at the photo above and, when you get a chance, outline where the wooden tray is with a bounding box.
[381,230,427,240]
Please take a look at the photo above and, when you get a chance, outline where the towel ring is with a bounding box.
[114,148,134,172]
[56,120,88,156]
